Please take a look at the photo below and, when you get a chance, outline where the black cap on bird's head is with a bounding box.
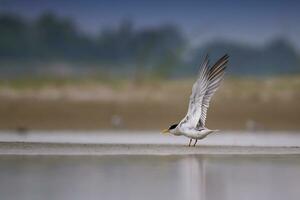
[162,123,178,134]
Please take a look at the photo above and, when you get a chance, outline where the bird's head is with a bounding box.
[162,124,179,135]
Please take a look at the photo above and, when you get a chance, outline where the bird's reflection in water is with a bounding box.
[178,155,205,200]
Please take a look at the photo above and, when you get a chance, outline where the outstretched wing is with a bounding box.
[197,54,228,128]
[179,54,229,129]
[179,55,210,129]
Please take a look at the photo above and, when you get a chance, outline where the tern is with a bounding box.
[162,54,229,146]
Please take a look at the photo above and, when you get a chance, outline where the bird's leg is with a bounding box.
[193,139,198,147]
[188,139,192,147]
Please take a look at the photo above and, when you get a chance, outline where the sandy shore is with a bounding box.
[1,131,300,155]
[0,142,300,155]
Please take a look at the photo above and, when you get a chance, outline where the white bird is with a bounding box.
[162,54,229,146]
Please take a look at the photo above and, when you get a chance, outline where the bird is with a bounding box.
[162,54,229,147]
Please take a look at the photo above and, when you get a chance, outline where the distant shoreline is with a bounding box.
[0,77,299,130]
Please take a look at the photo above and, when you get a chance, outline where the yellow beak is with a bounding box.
[161,129,169,134]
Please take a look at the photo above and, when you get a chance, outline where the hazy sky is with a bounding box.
[1,0,300,48]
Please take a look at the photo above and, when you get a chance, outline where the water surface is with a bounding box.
[0,155,299,200]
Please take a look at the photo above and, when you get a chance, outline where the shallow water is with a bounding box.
[0,155,300,200]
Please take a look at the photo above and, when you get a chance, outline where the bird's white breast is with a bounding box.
[177,126,211,139]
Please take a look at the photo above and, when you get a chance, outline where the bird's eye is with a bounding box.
[169,124,178,130]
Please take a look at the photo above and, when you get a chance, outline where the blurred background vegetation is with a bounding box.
[1,13,299,78]
[0,0,300,131]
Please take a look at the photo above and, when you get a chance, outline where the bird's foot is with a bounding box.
[188,139,192,147]
[193,139,198,147]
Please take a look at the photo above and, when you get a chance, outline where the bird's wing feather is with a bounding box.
[197,54,229,128]
[179,55,210,129]
[179,54,228,129]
